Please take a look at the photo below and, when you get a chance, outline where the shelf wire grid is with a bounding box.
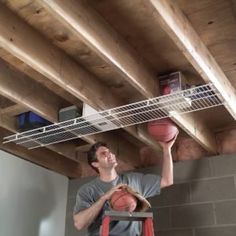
[3,83,225,149]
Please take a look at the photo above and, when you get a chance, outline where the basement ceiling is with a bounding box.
[0,0,235,178]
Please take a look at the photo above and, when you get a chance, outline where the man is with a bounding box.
[73,135,177,236]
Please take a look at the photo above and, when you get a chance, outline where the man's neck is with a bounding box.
[99,169,118,182]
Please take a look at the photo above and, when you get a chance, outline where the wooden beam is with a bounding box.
[0,4,119,110]
[0,61,138,166]
[0,60,60,122]
[40,0,159,99]
[0,127,82,178]
[0,49,81,107]
[0,61,80,161]
[39,0,218,153]
[0,114,16,132]
[0,3,158,153]
[149,0,236,119]
[38,0,161,150]
[170,113,217,153]
[0,7,139,170]
[0,104,28,116]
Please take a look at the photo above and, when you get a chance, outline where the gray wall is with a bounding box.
[66,176,94,236]
[66,154,236,236]
[0,150,68,236]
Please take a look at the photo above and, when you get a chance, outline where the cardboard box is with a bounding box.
[158,71,192,111]
[159,71,187,95]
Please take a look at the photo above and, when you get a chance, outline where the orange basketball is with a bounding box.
[147,118,178,142]
[110,189,137,212]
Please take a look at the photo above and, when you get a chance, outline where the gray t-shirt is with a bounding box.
[73,172,161,236]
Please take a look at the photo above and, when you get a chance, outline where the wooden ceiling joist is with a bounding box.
[0,3,160,153]
[40,0,159,99]
[0,62,82,162]
[0,50,81,107]
[0,61,139,166]
[170,113,218,153]
[149,0,236,120]
[0,4,118,110]
[0,104,28,116]
[40,0,218,153]
[0,114,16,132]
[0,60,59,122]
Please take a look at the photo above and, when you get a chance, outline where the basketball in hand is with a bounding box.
[110,189,137,212]
[147,118,178,142]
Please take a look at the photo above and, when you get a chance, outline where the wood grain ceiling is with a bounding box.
[0,0,235,178]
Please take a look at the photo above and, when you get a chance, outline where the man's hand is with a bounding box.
[102,183,127,201]
[158,131,179,150]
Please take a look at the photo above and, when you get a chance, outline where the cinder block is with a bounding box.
[215,200,236,224]
[191,176,236,202]
[173,158,212,183]
[210,154,236,177]
[149,183,190,207]
[157,229,193,236]
[152,207,171,231]
[195,226,236,236]
[171,203,214,227]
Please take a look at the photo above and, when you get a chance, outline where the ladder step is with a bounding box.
[101,211,155,236]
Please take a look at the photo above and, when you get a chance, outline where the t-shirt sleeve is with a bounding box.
[73,186,93,215]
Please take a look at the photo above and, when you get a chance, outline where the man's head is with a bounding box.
[87,141,117,173]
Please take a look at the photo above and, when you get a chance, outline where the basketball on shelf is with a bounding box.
[110,189,137,212]
[147,118,178,142]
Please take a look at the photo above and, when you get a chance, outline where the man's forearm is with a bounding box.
[160,147,173,188]
[73,196,107,230]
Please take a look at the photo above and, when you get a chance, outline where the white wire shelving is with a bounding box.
[3,83,225,149]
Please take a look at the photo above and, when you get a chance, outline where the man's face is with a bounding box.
[94,146,118,170]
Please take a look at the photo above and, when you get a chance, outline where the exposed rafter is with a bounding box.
[0,60,61,122]
[0,60,82,162]
[0,4,119,110]
[39,0,218,153]
[0,3,160,152]
[40,0,159,99]
[149,0,236,120]
[0,114,16,132]
[0,59,139,167]
[0,49,83,108]
[0,104,28,117]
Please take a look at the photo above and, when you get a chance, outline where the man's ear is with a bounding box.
[91,161,99,168]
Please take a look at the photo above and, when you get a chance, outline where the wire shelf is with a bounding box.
[3,83,224,149]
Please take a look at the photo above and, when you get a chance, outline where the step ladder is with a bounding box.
[101,211,155,236]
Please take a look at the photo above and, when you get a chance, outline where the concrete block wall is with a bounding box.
[65,153,236,236]
[148,153,236,236]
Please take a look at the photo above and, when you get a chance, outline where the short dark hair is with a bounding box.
[87,141,107,173]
